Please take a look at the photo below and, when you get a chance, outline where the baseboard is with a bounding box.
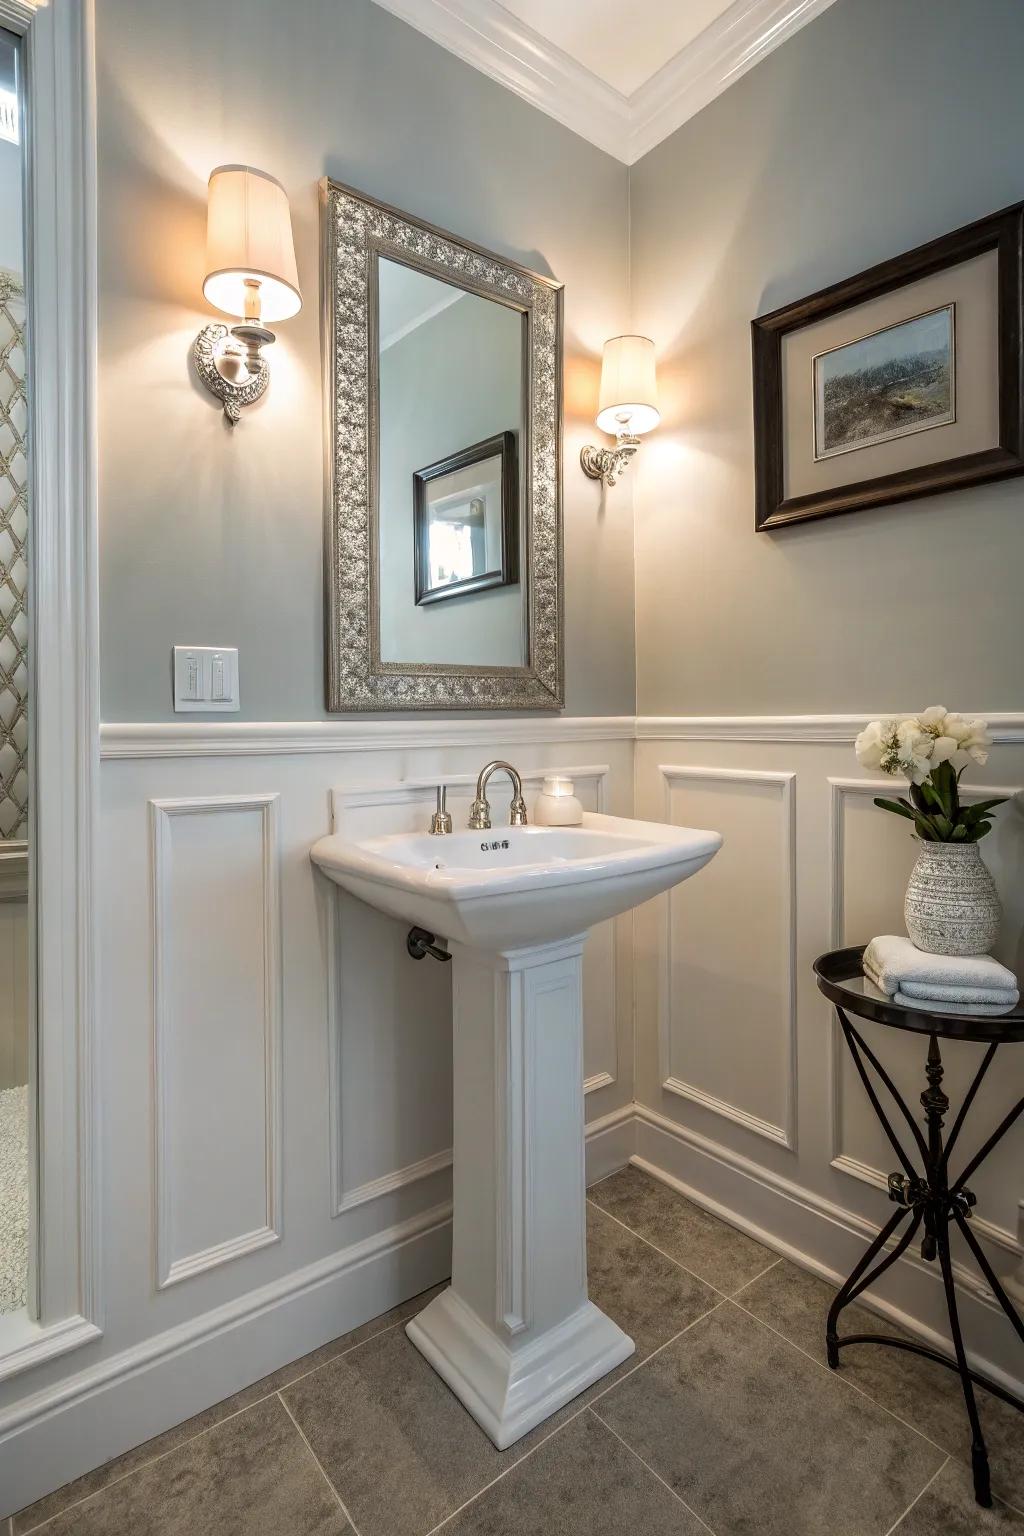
[633,1104,1024,1399]
[0,1203,453,1519]
[584,1103,636,1186]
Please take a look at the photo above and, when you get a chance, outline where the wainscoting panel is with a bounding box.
[150,795,282,1288]
[635,724,1024,1388]
[8,723,637,1517]
[658,765,796,1149]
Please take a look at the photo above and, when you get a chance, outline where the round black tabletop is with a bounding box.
[814,946,1024,1044]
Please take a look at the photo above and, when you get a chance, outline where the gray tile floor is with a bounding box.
[10,1164,1024,1535]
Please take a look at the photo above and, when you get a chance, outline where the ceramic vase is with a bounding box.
[904,840,1001,956]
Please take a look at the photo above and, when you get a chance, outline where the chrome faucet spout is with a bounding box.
[468,760,528,831]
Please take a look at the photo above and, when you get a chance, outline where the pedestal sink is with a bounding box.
[311,810,721,1448]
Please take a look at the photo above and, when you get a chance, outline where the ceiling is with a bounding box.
[500,0,736,98]
[370,0,839,164]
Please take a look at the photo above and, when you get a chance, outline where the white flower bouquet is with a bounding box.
[855,707,1006,842]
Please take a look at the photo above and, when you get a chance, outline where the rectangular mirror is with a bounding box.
[321,180,563,711]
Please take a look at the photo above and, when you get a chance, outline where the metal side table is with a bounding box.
[814,946,1024,1508]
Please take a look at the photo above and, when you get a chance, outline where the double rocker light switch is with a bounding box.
[173,645,239,712]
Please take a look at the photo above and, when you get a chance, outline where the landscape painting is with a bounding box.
[813,305,955,460]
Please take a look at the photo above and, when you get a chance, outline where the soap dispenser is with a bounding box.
[533,775,584,826]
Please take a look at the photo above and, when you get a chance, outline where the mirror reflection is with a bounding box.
[0,22,30,1317]
[376,256,525,668]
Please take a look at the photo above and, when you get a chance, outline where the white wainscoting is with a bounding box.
[150,795,283,1287]
[0,719,636,1517]
[635,721,1024,1391]
[658,765,796,1149]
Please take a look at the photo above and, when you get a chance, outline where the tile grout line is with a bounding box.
[10,1308,424,1535]
[728,1256,782,1298]
[586,1197,733,1300]
[278,1391,364,1535]
[422,1300,729,1536]
[588,1405,720,1536]
[585,1299,727,1412]
[882,1455,949,1536]
[726,1296,952,1459]
[597,1179,1024,1518]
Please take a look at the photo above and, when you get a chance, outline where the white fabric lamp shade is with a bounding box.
[202,165,302,324]
[596,334,660,436]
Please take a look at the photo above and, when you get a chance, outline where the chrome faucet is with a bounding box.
[428,785,453,836]
[469,761,528,831]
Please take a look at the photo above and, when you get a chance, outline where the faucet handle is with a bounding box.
[468,794,491,831]
[509,793,528,827]
[429,785,453,836]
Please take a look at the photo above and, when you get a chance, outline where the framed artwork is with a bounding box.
[413,430,519,605]
[752,202,1024,530]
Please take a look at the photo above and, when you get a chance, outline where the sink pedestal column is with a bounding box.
[406,933,635,1449]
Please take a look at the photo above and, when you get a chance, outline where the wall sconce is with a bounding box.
[580,335,660,485]
[193,165,302,423]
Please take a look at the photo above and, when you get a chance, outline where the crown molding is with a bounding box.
[368,0,839,165]
[627,0,839,163]
[369,0,631,162]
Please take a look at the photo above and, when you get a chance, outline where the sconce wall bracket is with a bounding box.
[193,322,271,424]
[580,434,640,487]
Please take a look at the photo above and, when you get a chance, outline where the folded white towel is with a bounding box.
[863,935,1019,1001]
[899,979,1018,1005]
[891,990,1018,1016]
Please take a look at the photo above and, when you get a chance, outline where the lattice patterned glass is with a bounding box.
[0,272,27,840]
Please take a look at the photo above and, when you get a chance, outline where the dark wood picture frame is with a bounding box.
[752,202,1024,531]
[413,430,519,605]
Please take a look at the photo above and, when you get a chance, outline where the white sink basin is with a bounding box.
[310,812,721,949]
[310,803,721,1451]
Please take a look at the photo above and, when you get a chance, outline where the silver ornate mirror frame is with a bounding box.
[320,178,564,711]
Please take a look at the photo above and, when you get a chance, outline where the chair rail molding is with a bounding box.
[365,0,840,165]
[658,764,797,1150]
[99,717,636,758]
[100,714,1024,759]
[637,714,1024,744]
[0,0,101,1382]
[150,795,283,1289]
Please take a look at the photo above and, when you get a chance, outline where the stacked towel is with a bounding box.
[863,936,1019,1014]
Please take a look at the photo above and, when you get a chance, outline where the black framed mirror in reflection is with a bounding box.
[376,256,526,669]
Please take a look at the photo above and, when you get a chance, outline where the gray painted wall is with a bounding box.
[95,0,632,721]
[630,0,1024,715]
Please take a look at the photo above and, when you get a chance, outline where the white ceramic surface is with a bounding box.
[310,808,722,1448]
[310,811,722,949]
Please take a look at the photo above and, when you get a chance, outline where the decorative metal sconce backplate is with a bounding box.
[193,322,270,423]
[580,434,640,487]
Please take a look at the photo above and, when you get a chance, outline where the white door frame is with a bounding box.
[0,0,100,1380]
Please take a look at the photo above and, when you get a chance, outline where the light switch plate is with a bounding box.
[173,646,239,712]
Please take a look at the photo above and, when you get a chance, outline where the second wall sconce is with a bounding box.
[580,334,660,485]
[193,165,302,423]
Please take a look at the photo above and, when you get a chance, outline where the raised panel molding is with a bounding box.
[826,776,1024,1257]
[658,766,797,1150]
[328,765,617,1217]
[150,795,283,1288]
